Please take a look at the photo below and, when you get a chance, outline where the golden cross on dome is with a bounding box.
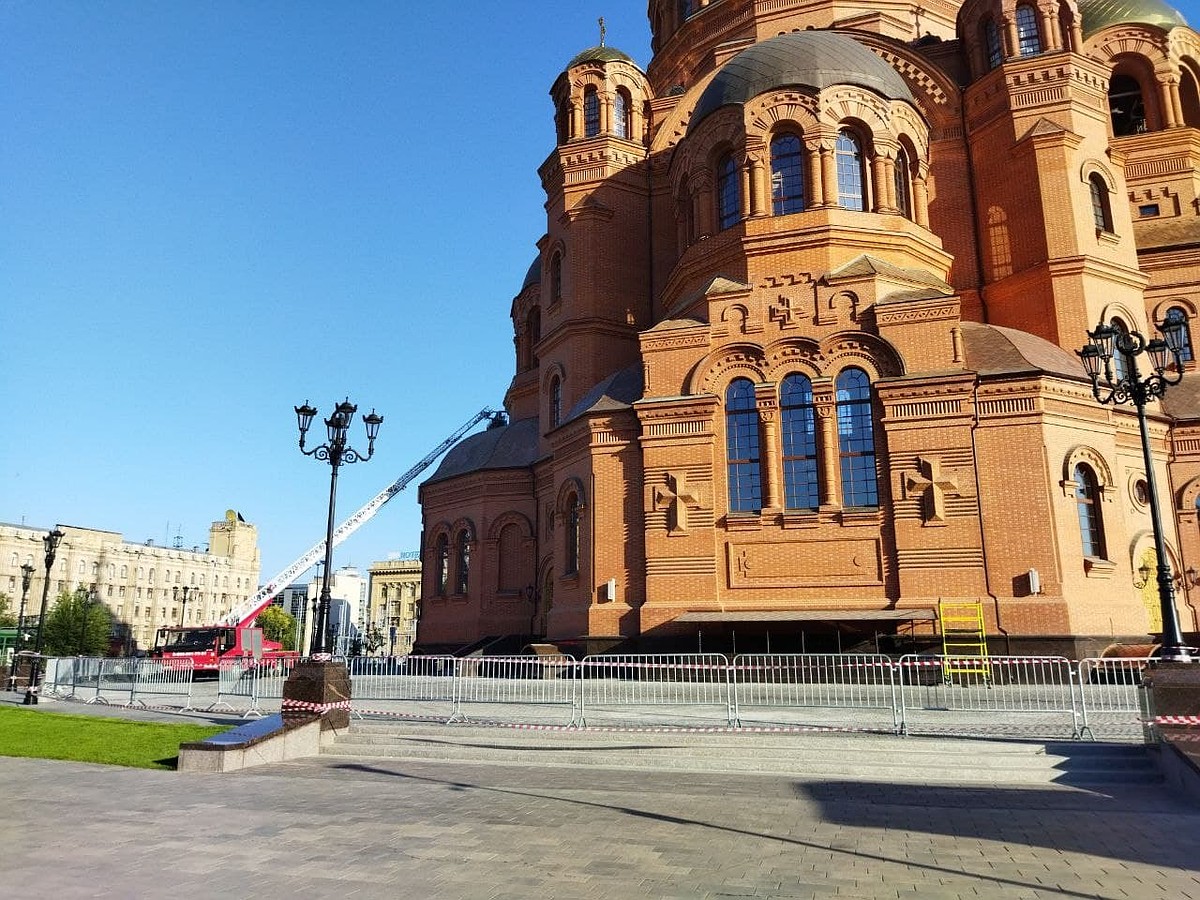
[599,17,606,47]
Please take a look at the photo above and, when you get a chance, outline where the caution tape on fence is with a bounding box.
[281,698,352,714]
[1149,715,1200,726]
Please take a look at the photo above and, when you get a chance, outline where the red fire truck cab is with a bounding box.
[150,626,296,674]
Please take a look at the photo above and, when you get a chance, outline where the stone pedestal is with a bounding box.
[282,660,352,730]
[1144,661,1200,740]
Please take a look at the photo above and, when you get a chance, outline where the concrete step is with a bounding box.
[322,723,1158,786]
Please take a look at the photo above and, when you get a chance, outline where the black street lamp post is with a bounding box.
[174,585,190,626]
[16,563,34,647]
[24,528,65,704]
[1078,317,1193,662]
[295,399,383,658]
[77,584,97,656]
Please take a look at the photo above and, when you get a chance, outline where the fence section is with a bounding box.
[1076,656,1155,741]
[578,654,733,727]
[128,658,195,710]
[349,655,457,721]
[898,655,1080,738]
[731,654,899,732]
[451,655,578,724]
[208,658,258,715]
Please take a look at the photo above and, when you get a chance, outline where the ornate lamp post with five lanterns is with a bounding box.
[1077,315,1192,662]
[24,528,65,704]
[294,399,383,658]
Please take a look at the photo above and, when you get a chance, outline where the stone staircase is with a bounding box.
[322,721,1161,787]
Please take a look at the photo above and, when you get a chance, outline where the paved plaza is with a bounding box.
[1,701,1199,900]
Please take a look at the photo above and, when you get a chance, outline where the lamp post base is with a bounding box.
[281,659,351,730]
[22,690,38,706]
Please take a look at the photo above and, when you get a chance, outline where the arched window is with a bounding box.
[770,133,806,215]
[835,130,866,211]
[781,374,819,510]
[1110,319,1133,383]
[565,494,581,575]
[550,252,563,305]
[1089,174,1113,233]
[1074,464,1106,558]
[527,307,541,369]
[557,99,571,144]
[677,175,694,247]
[614,88,632,139]
[983,19,1003,69]
[894,147,912,220]
[836,368,878,507]
[1015,6,1042,56]
[550,375,562,429]
[455,530,471,594]
[583,87,600,138]
[435,534,449,595]
[120,565,127,578]
[716,153,741,229]
[497,523,522,592]
[678,0,692,23]
[1165,307,1194,362]
[725,378,761,513]
[1182,68,1200,128]
[1108,73,1147,136]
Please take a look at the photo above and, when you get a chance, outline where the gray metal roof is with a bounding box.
[563,364,644,424]
[690,32,915,133]
[520,257,540,291]
[424,416,541,484]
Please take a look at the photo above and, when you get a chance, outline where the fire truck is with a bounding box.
[148,408,499,673]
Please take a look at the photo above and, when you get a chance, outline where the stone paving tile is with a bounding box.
[1,751,1199,899]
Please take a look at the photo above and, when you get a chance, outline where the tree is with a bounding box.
[41,588,113,656]
[0,592,16,629]
[255,605,297,651]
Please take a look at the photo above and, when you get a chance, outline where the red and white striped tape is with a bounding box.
[281,698,352,714]
[1150,715,1200,726]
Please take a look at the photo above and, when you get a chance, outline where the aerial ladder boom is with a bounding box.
[222,407,500,627]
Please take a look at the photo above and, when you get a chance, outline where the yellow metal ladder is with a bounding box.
[937,599,990,678]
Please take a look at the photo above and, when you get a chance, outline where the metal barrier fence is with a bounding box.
[1077,656,1156,741]
[578,654,733,727]
[898,655,1081,739]
[22,653,1163,742]
[731,654,900,732]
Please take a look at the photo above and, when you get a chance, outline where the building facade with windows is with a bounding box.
[367,555,422,656]
[0,510,261,652]
[418,0,1200,656]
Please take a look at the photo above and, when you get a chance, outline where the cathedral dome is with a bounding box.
[566,45,636,68]
[1078,0,1188,37]
[520,257,540,292]
[689,31,915,132]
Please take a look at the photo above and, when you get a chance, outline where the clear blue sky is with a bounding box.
[2,1,650,581]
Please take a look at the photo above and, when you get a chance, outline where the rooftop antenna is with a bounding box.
[172,525,183,550]
[599,16,606,47]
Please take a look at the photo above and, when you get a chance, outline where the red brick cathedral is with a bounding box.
[418,0,1200,657]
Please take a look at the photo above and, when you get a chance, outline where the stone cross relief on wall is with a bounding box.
[903,456,961,524]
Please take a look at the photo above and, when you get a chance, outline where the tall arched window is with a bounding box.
[1108,73,1148,136]
[1015,6,1042,56]
[436,535,449,595]
[550,375,562,429]
[1165,307,1194,362]
[583,87,600,138]
[1089,173,1113,232]
[455,529,471,594]
[565,494,581,575]
[836,368,878,507]
[526,307,541,369]
[716,153,741,229]
[894,147,912,220]
[678,0,692,23]
[770,133,806,215]
[614,88,632,139]
[781,374,819,510]
[835,130,866,211]
[550,252,563,304]
[725,378,761,513]
[1074,464,1106,558]
[1182,68,1200,128]
[677,175,694,247]
[983,19,1003,69]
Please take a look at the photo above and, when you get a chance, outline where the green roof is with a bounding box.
[1079,0,1187,37]
[566,45,635,68]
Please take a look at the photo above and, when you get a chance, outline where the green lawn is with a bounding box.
[0,707,228,770]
